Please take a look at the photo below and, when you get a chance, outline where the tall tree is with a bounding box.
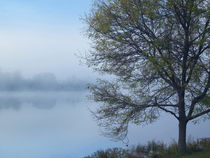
[85,0,210,152]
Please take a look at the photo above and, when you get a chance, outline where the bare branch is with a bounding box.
[187,72,210,119]
[188,109,210,121]
[158,106,179,120]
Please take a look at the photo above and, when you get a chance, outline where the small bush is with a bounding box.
[147,141,166,153]
[165,140,178,154]
[199,138,210,150]
[187,140,201,152]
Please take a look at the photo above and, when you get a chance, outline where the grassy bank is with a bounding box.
[84,138,210,158]
[180,151,210,158]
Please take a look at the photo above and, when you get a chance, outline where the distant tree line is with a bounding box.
[0,71,87,91]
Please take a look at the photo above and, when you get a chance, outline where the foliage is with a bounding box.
[84,138,210,158]
[84,148,128,158]
[85,0,210,152]
[199,138,210,150]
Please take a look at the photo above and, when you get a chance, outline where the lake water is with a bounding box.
[0,91,209,158]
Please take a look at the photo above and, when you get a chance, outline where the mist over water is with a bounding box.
[0,90,209,158]
[0,91,84,111]
[0,71,88,91]
[0,91,95,158]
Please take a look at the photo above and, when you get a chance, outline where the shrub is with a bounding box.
[199,138,210,151]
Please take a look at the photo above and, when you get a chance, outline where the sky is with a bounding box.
[0,0,93,80]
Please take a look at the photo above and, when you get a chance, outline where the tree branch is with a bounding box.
[188,109,210,121]
[187,72,210,119]
[158,106,179,120]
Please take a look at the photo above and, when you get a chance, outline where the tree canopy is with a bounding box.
[85,0,210,152]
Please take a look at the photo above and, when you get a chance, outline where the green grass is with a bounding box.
[84,138,210,158]
[180,151,210,158]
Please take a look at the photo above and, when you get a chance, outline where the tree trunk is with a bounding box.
[178,89,187,153]
[178,120,187,152]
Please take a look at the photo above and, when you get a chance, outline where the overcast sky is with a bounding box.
[0,0,93,80]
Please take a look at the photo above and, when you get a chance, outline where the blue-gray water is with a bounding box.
[0,91,209,158]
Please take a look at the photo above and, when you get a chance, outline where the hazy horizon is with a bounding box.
[0,70,89,91]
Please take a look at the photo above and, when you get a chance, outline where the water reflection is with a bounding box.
[31,98,56,110]
[0,91,100,158]
[0,91,86,111]
[0,91,209,158]
[0,97,21,110]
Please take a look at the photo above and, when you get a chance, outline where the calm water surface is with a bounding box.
[0,91,209,158]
